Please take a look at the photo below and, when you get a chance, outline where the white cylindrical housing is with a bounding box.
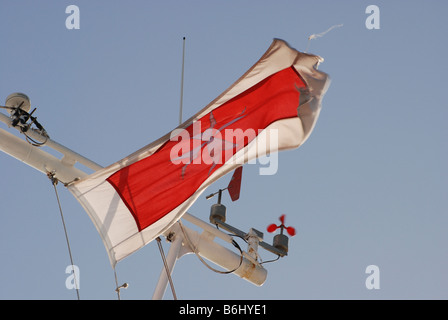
[181,225,267,286]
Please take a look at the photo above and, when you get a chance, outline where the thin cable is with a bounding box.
[24,133,48,147]
[113,268,121,300]
[156,237,177,300]
[48,173,80,300]
[260,255,280,265]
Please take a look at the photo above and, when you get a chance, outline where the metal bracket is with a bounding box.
[211,218,288,257]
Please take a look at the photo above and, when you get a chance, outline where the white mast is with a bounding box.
[1,92,292,300]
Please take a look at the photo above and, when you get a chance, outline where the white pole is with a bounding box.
[0,112,102,172]
[179,224,267,286]
[152,224,183,300]
[0,128,88,183]
[182,212,234,244]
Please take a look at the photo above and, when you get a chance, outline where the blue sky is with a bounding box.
[0,1,447,299]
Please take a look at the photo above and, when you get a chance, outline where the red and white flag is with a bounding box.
[68,39,330,266]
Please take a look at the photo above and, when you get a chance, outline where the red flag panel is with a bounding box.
[107,66,307,231]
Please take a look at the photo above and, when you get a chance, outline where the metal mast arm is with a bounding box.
[0,112,102,172]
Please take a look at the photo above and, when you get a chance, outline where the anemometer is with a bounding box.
[206,167,296,258]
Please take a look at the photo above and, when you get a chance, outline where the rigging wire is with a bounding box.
[47,172,80,300]
[113,268,121,300]
[156,237,177,300]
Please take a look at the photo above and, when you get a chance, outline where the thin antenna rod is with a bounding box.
[179,37,186,125]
